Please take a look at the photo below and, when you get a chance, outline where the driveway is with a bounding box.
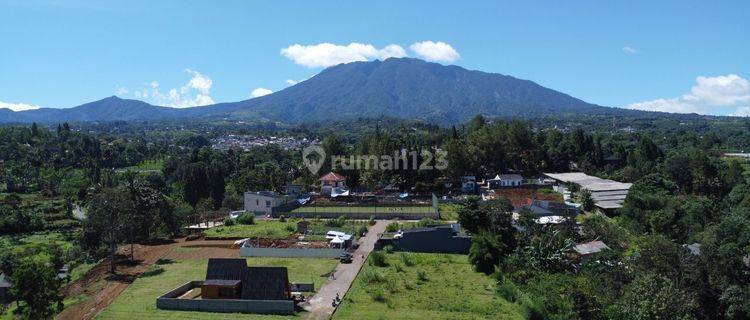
[303,220,390,320]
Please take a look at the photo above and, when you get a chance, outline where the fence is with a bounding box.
[156,281,294,315]
[239,245,343,258]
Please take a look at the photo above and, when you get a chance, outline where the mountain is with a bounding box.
[0,96,181,123]
[1,58,657,125]
[203,58,613,125]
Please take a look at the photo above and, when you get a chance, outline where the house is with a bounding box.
[376,224,471,254]
[244,191,295,215]
[461,176,477,193]
[487,174,523,189]
[320,172,347,196]
[0,273,10,303]
[157,258,294,314]
[282,184,303,196]
[573,240,610,260]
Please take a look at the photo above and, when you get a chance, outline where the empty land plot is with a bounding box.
[333,253,524,320]
[204,220,296,239]
[203,219,369,240]
[97,257,338,320]
[291,206,435,214]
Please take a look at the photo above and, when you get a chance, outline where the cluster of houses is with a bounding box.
[210,135,316,151]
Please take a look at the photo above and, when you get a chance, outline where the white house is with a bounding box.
[243,191,293,215]
[487,174,523,189]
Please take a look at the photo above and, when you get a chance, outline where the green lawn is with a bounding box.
[333,253,524,320]
[438,203,461,221]
[292,206,435,214]
[97,257,338,320]
[204,220,295,239]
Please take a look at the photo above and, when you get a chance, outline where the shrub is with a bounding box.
[370,289,388,303]
[400,253,415,266]
[369,251,389,267]
[385,277,400,293]
[368,216,376,225]
[279,215,286,222]
[223,217,235,226]
[360,269,386,284]
[284,224,295,232]
[497,280,520,302]
[416,269,429,282]
[383,245,394,253]
[236,213,255,225]
[357,225,368,236]
[393,263,405,273]
[386,222,400,232]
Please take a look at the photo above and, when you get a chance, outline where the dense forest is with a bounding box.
[0,115,749,319]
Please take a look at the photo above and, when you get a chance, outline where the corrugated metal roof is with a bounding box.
[574,240,610,255]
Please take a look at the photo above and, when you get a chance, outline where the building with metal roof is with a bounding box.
[543,172,631,211]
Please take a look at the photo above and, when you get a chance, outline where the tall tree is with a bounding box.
[11,259,64,320]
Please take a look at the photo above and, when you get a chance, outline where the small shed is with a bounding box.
[201,279,242,299]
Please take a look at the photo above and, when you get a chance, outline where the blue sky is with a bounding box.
[1,0,748,116]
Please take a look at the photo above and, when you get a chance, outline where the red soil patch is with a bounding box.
[492,187,563,208]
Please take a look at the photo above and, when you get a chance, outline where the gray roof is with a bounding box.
[544,172,631,209]
[488,174,523,181]
[573,240,610,255]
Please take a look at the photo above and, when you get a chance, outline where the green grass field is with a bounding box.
[291,206,435,214]
[438,203,461,221]
[333,253,524,320]
[97,257,338,320]
[204,220,296,239]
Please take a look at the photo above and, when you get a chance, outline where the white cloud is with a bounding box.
[116,87,128,96]
[409,41,460,63]
[622,46,637,54]
[625,74,750,116]
[134,69,215,108]
[0,101,42,112]
[280,42,407,68]
[286,79,299,85]
[250,87,273,98]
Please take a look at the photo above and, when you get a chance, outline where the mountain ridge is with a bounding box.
[0,58,715,125]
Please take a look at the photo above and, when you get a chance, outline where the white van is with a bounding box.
[325,230,346,240]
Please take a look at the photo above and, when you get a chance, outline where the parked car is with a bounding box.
[339,252,353,263]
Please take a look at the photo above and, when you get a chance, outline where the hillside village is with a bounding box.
[1,3,749,318]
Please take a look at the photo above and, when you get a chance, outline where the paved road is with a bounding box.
[303,220,390,320]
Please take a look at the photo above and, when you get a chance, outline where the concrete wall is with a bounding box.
[156,281,294,315]
[240,246,343,258]
[290,282,315,292]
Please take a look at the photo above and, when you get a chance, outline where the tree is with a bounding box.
[578,189,595,212]
[86,188,134,273]
[611,273,695,320]
[469,230,504,275]
[11,259,64,320]
[457,196,489,234]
